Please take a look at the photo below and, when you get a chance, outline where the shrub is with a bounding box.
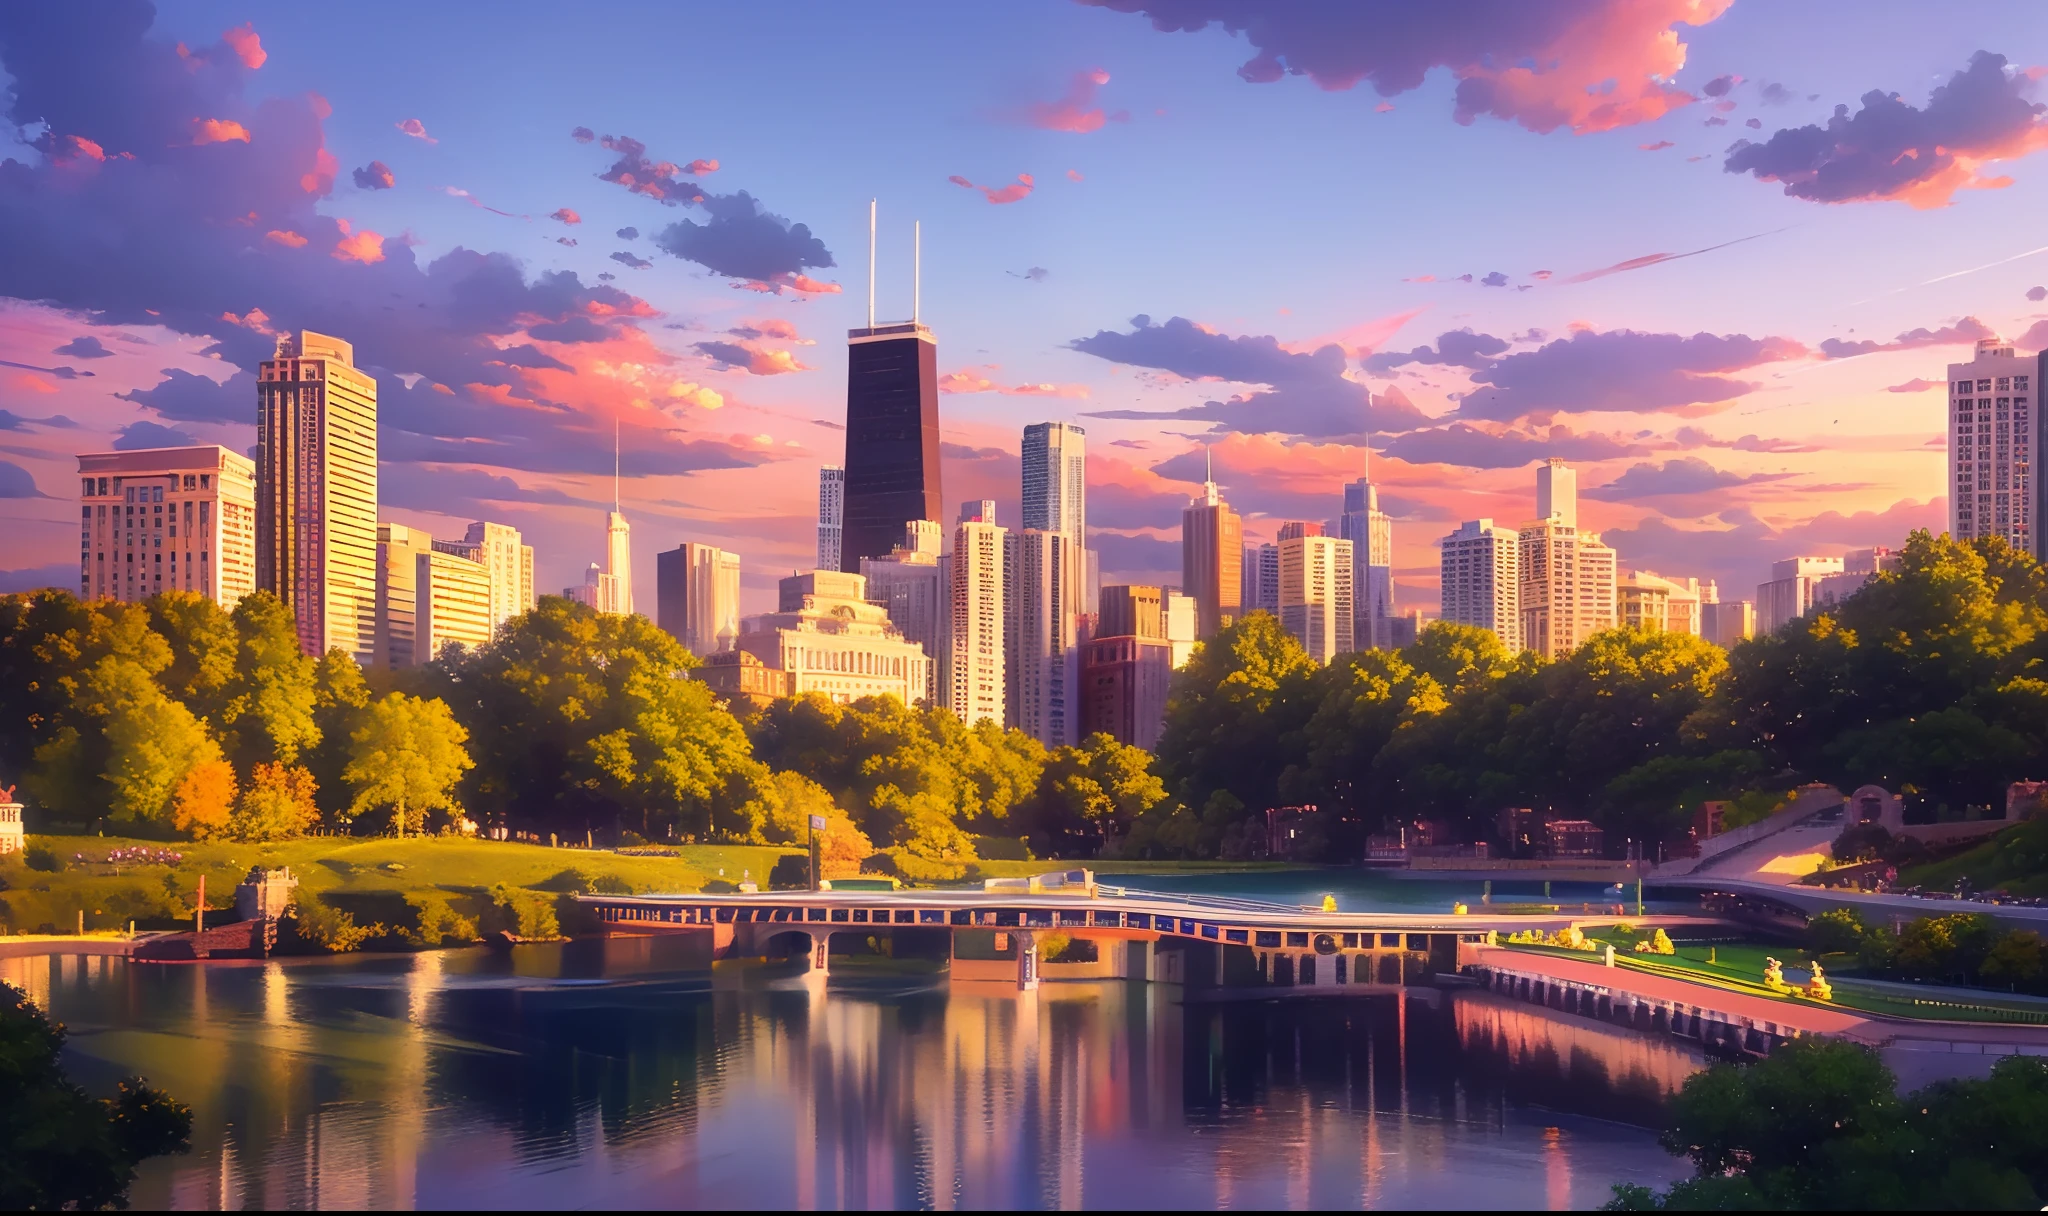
[1807,907,1872,956]
[585,872,634,895]
[1832,822,1892,862]
[403,893,478,947]
[23,845,63,873]
[226,764,320,842]
[480,884,559,940]
[1979,930,2045,989]
[289,900,380,953]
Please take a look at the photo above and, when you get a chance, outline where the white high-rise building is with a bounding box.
[1756,555,1846,636]
[1517,461,1615,658]
[78,446,256,610]
[1006,528,1086,746]
[1341,452,1395,649]
[944,501,1006,726]
[1440,519,1521,651]
[1536,458,1578,527]
[656,542,741,656]
[816,465,846,572]
[862,520,943,705]
[1948,335,2035,554]
[434,521,534,636]
[1021,422,1087,538]
[1279,534,1354,662]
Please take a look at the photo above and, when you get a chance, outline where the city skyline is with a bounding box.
[5,4,2048,619]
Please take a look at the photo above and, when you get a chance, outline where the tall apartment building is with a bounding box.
[373,523,492,668]
[732,571,931,706]
[656,542,741,657]
[861,520,943,705]
[945,501,1006,726]
[1181,450,1242,639]
[1005,528,1086,746]
[1756,555,1846,636]
[1815,547,1902,608]
[1341,455,1395,650]
[1242,542,1280,615]
[1079,634,1173,752]
[78,446,255,609]
[1279,533,1354,662]
[1099,585,1164,640]
[1439,519,1520,651]
[1516,462,1615,658]
[1947,336,2035,555]
[433,521,534,635]
[841,321,942,572]
[256,330,378,658]
[816,465,845,573]
[1164,589,1197,668]
[603,508,633,616]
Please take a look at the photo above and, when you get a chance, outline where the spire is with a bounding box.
[612,416,620,512]
[1200,443,1221,506]
[866,198,877,330]
[913,219,921,324]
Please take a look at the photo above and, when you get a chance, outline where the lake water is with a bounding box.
[3,940,1699,1211]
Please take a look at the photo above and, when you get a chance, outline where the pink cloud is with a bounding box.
[220,22,266,69]
[222,307,276,334]
[685,158,719,174]
[1885,378,1941,393]
[332,219,385,264]
[442,186,521,219]
[191,118,250,145]
[1639,140,1675,151]
[1023,68,1129,133]
[395,118,436,143]
[948,173,1035,204]
[1067,168,1085,181]
[264,229,307,248]
[61,135,106,163]
[696,338,811,376]
[938,366,1089,398]
[551,208,581,225]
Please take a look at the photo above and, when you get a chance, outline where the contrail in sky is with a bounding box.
[1564,228,1790,283]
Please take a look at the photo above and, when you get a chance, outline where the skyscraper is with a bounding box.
[1279,533,1354,662]
[1947,335,2035,555]
[816,465,845,572]
[1242,541,1280,614]
[1021,422,1087,537]
[1340,452,1395,650]
[657,542,741,656]
[1440,519,1520,651]
[257,331,378,659]
[841,212,942,573]
[433,521,534,636]
[78,446,256,610]
[1006,528,1086,746]
[944,500,1006,726]
[1181,449,1242,639]
[1517,461,1615,658]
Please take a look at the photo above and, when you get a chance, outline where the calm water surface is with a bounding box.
[4,939,1698,1211]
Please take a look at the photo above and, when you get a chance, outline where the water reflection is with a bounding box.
[4,948,1693,1210]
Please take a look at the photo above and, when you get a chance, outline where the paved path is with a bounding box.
[1651,875,2048,930]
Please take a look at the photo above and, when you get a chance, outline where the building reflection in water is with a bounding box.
[2,945,1697,1210]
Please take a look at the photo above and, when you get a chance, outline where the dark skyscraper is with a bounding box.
[840,320,942,572]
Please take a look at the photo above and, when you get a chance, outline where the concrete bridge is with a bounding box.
[577,872,1713,992]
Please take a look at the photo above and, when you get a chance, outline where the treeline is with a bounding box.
[0,592,1164,871]
[7,530,2043,864]
[1149,531,2048,858]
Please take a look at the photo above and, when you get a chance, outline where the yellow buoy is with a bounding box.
[1320,894,1337,912]
[1453,902,1469,915]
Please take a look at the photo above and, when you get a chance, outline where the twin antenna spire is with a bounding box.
[865,198,920,329]
[612,416,620,513]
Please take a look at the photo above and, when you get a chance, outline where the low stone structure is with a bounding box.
[0,790,22,856]
[234,866,298,921]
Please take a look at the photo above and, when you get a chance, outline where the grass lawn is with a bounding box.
[0,833,800,935]
[0,834,1292,938]
[1510,929,2048,1025]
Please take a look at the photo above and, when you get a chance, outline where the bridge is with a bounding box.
[577,870,1711,992]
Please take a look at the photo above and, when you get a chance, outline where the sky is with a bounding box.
[3,0,2048,614]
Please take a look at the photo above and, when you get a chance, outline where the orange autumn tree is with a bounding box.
[170,760,237,839]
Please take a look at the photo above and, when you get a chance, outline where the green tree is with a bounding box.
[1023,733,1168,855]
[343,693,474,835]
[145,589,239,726]
[431,599,754,841]
[219,591,319,770]
[0,982,191,1210]
[1806,906,1873,957]
[306,648,371,822]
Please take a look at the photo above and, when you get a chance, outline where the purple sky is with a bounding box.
[4,0,2048,613]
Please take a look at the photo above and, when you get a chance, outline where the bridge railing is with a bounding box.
[1095,887,1306,916]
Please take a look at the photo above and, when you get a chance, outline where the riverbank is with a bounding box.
[0,834,1312,942]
